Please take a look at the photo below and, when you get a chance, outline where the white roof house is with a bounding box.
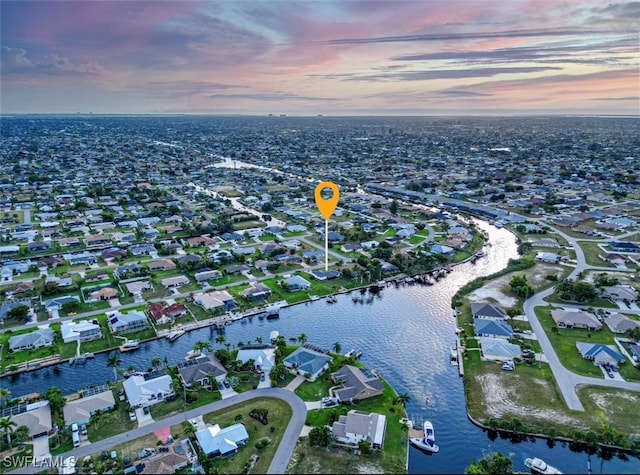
[60,320,102,343]
[236,348,276,372]
[331,410,386,448]
[123,374,174,407]
[477,337,522,362]
[196,423,249,457]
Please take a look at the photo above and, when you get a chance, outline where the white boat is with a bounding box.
[410,420,439,453]
[525,457,562,474]
[119,340,140,352]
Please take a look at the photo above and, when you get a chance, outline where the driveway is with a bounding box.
[10,388,306,475]
[219,386,238,399]
[135,407,154,426]
[31,436,50,463]
[284,374,306,392]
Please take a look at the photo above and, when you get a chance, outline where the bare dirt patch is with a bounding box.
[475,373,583,427]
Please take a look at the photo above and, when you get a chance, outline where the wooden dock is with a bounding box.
[456,335,464,377]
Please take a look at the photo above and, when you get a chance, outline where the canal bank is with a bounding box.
[3,221,639,474]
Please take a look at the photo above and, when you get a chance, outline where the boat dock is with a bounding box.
[456,334,464,377]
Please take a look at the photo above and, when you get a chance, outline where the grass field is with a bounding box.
[576,241,615,268]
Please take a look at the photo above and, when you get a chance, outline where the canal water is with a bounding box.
[2,221,638,473]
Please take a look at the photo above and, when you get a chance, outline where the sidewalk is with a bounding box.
[284,374,306,392]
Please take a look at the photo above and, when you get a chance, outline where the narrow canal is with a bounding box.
[3,221,638,473]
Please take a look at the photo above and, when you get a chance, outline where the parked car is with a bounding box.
[129,411,137,422]
[607,371,614,379]
[259,373,265,381]
[142,406,150,415]
[80,424,87,436]
[223,380,230,388]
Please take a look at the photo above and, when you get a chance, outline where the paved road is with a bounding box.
[10,388,306,475]
[523,225,640,411]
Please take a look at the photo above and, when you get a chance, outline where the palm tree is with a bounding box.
[215,334,226,347]
[255,336,263,345]
[184,422,196,439]
[0,388,11,408]
[396,392,411,407]
[107,354,121,381]
[332,341,342,354]
[193,340,212,355]
[127,364,137,374]
[297,333,308,345]
[0,416,18,448]
[151,357,162,370]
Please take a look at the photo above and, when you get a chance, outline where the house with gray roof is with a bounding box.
[178,354,227,387]
[471,302,507,320]
[241,283,272,302]
[9,327,54,352]
[601,285,638,303]
[63,388,115,426]
[331,365,384,402]
[283,275,311,292]
[551,309,602,331]
[0,299,32,320]
[107,311,148,334]
[604,313,640,334]
[283,347,332,381]
[331,410,386,449]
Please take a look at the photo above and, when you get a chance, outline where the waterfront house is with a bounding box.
[63,388,115,426]
[178,354,227,387]
[12,400,52,440]
[331,365,384,403]
[604,313,640,333]
[61,320,102,343]
[551,310,602,331]
[195,423,249,457]
[240,283,272,302]
[283,275,311,292]
[107,311,149,334]
[27,241,51,253]
[310,270,341,280]
[331,410,386,449]
[147,303,187,324]
[194,290,237,311]
[283,347,332,381]
[471,302,508,320]
[576,342,625,368]
[123,373,174,407]
[430,244,454,256]
[9,327,54,352]
[236,347,276,372]
[473,318,513,339]
[477,337,522,362]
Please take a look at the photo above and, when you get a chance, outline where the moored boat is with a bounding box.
[166,329,185,342]
[525,457,562,474]
[119,340,140,352]
[410,420,439,453]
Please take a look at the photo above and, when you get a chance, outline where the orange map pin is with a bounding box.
[314,181,340,220]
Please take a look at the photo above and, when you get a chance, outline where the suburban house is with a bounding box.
[137,441,190,474]
[283,275,311,292]
[194,269,223,283]
[236,347,276,373]
[107,311,149,334]
[331,365,384,402]
[161,275,190,289]
[178,354,227,387]
[0,299,32,320]
[63,387,115,426]
[123,373,174,407]
[12,400,52,440]
[195,423,249,457]
[473,318,513,339]
[63,252,97,266]
[430,244,454,256]
[471,302,508,320]
[240,283,272,302]
[576,342,625,368]
[148,259,177,271]
[331,410,387,449]
[601,285,638,303]
[283,347,332,381]
[551,309,602,331]
[604,313,640,333]
[87,287,119,302]
[147,303,187,325]
[61,320,102,343]
[194,290,238,312]
[535,252,561,263]
[124,280,153,296]
[9,327,55,352]
[310,270,341,281]
[477,337,522,362]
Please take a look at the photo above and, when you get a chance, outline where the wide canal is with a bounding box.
[3,220,639,473]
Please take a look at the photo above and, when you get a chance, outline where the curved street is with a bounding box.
[523,223,640,411]
[10,388,306,475]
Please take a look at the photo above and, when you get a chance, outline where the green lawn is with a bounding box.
[88,393,137,442]
[0,324,75,370]
[577,241,615,268]
[202,398,292,475]
[149,388,222,419]
[295,376,335,402]
[228,371,260,392]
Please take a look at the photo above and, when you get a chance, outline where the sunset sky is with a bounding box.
[1,0,638,115]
